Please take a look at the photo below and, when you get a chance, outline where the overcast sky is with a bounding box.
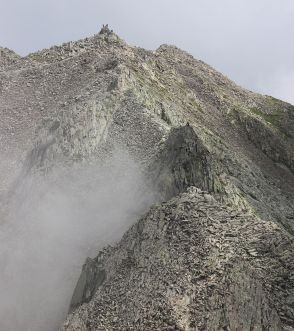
[0,0,293,104]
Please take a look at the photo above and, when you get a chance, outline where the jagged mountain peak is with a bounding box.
[0,29,294,331]
[24,28,125,66]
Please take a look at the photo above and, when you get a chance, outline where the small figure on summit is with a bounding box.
[99,24,113,35]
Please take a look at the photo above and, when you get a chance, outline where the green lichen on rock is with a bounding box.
[248,106,282,127]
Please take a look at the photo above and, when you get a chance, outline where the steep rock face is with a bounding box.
[69,257,106,313]
[150,124,216,199]
[230,100,294,173]
[63,188,294,331]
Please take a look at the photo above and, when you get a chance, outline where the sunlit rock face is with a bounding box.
[0,26,294,331]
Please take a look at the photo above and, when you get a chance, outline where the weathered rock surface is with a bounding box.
[0,26,294,330]
[150,124,215,199]
[0,47,21,71]
[63,188,294,331]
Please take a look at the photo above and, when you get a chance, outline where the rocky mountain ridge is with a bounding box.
[0,26,294,330]
[63,187,293,331]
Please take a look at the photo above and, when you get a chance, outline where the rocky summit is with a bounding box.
[1,26,294,330]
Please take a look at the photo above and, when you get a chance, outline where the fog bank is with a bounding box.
[0,150,155,331]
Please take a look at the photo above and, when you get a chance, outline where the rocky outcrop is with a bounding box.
[63,188,294,330]
[69,257,106,313]
[150,124,215,199]
[0,47,21,71]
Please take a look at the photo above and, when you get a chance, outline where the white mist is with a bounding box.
[0,150,155,331]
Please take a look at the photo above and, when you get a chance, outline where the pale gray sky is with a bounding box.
[0,0,293,104]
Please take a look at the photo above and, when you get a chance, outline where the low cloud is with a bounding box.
[0,150,156,331]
